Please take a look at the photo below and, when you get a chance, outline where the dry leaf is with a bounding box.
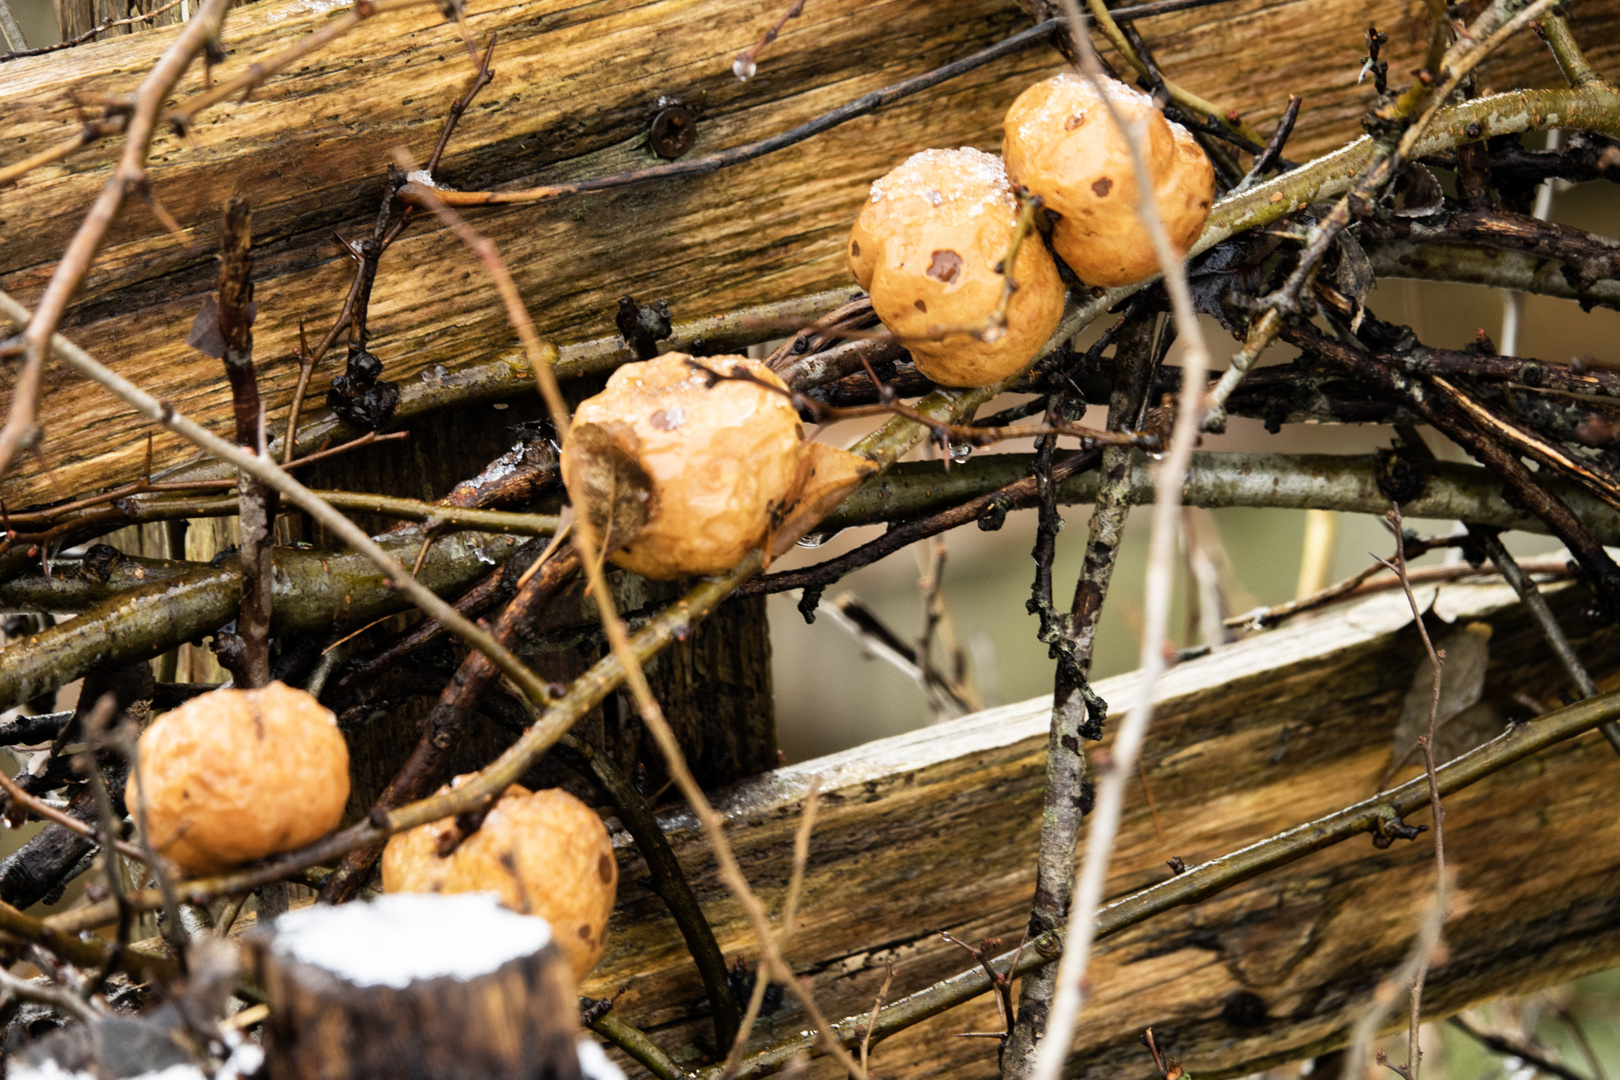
[769,441,877,558]
[564,422,659,554]
[1385,620,1493,784]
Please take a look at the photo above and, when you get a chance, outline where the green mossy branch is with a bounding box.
[821,451,1620,541]
[0,528,519,710]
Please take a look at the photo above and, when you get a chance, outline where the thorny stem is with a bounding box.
[216,197,275,689]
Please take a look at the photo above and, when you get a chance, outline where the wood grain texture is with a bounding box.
[578,581,1620,1080]
[4,0,1617,508]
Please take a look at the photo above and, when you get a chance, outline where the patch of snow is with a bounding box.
[867,147,1014,218]
[216,1033,265,1080]
[271,893,552,988]
[12,1065,209,1080]
[7,1063,97,1080]
[578,1039,627,1080]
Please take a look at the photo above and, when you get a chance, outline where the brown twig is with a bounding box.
[0,765,146,864]
[1233,94,1302,193]
[400,159,869,1078]
[317,545,581,902]
[396,18,1062,207]
[733,0,806,81]
[0,285,560,717]
[723,778,823,1072]
[0,0,232,482]
[739,447,1102,604]
[1225,554,1576,630]
[858,967,896,1075]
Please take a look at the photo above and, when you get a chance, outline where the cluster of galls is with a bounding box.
[134,684,620,985]
[853,72,1215,388]
[553,80,1215,583]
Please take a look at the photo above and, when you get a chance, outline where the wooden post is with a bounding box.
[252,893,592,1080]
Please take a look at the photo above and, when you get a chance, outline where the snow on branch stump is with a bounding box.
[251,893,596,1080]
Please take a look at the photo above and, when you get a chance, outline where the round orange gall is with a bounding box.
[560,352,806,579]
[129,682,350,875]
[382,785,618,983]
[1002,73,1215,287]
[849,147,1066,388]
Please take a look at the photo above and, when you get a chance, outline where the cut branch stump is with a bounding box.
[251,893,585,1080]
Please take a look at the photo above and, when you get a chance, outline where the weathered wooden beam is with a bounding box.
[3,0,1617,508]
[579,579,1620,1079]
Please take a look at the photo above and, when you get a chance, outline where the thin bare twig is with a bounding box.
[0,0,232,481]
[0,967,97,1025]
[397,19,1063,207]
[1372,505,1446,1080]
[0,768,147,863]
[859,967,897,1075]
[1023,5,1216,1075]
[1448,1015,1592,1080]
[724,778,823,1072]
[0,286,558,715]
[399,160,869,1079]
[733,0,805,81]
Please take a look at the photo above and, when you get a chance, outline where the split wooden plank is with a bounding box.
[580,579,1620,1080]
[4,0,1617,507]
